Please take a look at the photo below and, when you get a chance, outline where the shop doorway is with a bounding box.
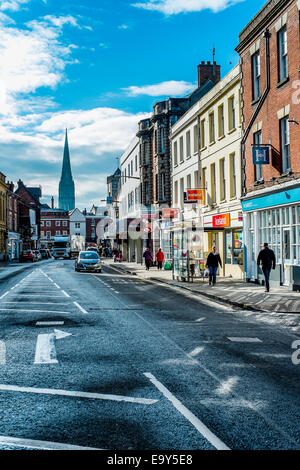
[282,228,291,286]
[248,230,256,280]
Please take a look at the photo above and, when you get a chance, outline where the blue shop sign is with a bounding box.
[242,186,300,212]
[252,146,270,165]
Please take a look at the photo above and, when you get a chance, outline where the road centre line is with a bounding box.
[2,302,70,306]
[227,337,262,343]
[144,372,230,451]
[0,309,70,314]
[0,292,9,300]
[61,290,71,298]
[0,435,101,450]
[0,384,158,405]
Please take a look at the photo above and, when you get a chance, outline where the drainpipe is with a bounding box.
[241,28,271,197]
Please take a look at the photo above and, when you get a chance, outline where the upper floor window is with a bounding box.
[193,124,198,153]
[56,220,61,226]
[252,51,261,100]
[280,116,290,172]
[278,26,288,82]
[209,112,215,144]
[75,222,81,229]
[218,104,225,138]
[228,96,236,131]
[186,130,191,158]
[173,141,178,166]
[161,173,166,201]
[160,127,165,153]
[220,158,226,201]
[254,130,263,181]
[230,153,237,198]
[200,119,205,149]
[179,136,184,162]
[135,154,138,172]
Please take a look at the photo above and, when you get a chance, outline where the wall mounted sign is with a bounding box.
[252,146,270,165]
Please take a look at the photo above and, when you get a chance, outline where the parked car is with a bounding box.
[86,246,99,253]
[75,251,102,273]
[20,250,37,263]
[40,249,51,259]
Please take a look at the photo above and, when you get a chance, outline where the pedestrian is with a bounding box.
[206,246,222,286]
[155,248,164,270]
[189,250,196,278]
[257,242,276,292]
[143,247,153,271]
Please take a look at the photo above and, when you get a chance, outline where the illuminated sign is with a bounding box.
[212,213,230,228]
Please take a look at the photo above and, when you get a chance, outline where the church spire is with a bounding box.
[58,129,75,211]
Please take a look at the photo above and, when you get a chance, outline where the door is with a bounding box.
[248,230,256,280]
[282,228,291,286]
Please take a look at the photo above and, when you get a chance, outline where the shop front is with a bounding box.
[242,185,300,288]
[7,232,20,261]
[203,210,244,279]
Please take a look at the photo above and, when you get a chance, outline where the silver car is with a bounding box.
[75,251,102,273]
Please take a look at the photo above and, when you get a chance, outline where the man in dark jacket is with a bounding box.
[143,248,153,271]
[257,243,276,292]
[206,246,222,286]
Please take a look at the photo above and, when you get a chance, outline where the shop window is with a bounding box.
[233,231,244,265]
[225,231,232,264]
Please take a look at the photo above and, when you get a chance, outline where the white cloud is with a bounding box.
[123,80,196,97]
[132,0,244,15]
[118,24,129,29]
[0,0,31,11]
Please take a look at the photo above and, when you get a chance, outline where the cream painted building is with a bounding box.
[170,65,244,279]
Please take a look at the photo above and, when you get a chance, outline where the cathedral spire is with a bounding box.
[58,129,75,211]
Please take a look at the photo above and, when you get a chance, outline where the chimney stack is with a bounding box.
[197,61,221,88]
[51,196,54,209]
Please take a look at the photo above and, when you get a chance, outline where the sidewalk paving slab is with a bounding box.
[104,260,300,315]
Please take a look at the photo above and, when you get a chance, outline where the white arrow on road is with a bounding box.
[0,341,6,365]
[34,330,72,365]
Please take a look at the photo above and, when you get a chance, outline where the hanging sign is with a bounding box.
[252,146,270,165]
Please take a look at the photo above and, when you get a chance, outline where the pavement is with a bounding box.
[0,259,299,450]
[104,260,300,314]
[0,259,53,282]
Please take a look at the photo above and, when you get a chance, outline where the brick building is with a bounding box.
[0,172,7,260]
[15,180,44,250]
[236,0,300,287]
[6,182,20,260]
[40,209,70,248]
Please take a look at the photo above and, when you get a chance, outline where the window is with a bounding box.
[254,130,263,181]
[194,171,199,188]
[63,220,68,226]
[280,116,290,172]
[75,222,80,229]
[174,180,178,205]
[56,230,61,235]
[135,154,138,172]
[228,96,236,131]
[187,174,191,190]
[180,178,184,207]
[41,221,44,227]
[144,143,149,165]
[160,127,165,153]
[56,220,61,226]
[218,105,224,138]
[63,231,68,236]
[209,112,215,144]
[179,136,184,162]
[220,158,226,201]
[230,153,236,198]
[46,221,51,227]
[128,164,130,178]
[252,52,261,100]
[210,163,216,204]
[193,125,198,153]
[200,119,205,149]
[41,231,45,238]
[161,173,166,201]
[131,161,133,175]
[186,131,191,158]
[46,231,51,238]
[278,27,288,82]
[173,141,178,166]
[202,167,207,191]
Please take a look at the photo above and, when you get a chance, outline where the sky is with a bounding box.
[0,0,267,210]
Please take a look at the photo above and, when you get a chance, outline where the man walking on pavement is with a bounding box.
[155,248,164,270]
[143,247,153,271]
[257,242,276,292]
[206,246,222,286]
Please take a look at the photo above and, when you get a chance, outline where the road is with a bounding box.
[0,259,299,450]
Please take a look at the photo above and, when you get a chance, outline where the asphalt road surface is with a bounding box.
[0,259,299,450]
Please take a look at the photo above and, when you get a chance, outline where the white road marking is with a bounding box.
[189,346,205,357]
[61,290,71,298]
[0,435,101,450]
[195,317,206,323]
[216,377,239,396]
[0,309,70,314]
[0,384,158,405]
[144,372,230,451]
[73,301,88,314]
[54,329,72,340]
[0,291,9,300]
[54,283,60,289]
[0,341,6,365]
[34,334,58,364]
[36,321,65,326]
[227,337,262,343]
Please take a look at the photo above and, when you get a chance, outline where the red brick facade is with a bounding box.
[236,0,300,194]
[40,210,70,239]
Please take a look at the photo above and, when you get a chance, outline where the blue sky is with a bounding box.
[0,0,266,209]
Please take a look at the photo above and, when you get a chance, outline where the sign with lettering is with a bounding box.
[252,146,270,165]
[185,189,205,204]
[212,213,230,228]
[163,208,179,219]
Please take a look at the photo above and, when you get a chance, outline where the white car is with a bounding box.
[75,251,102,273]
